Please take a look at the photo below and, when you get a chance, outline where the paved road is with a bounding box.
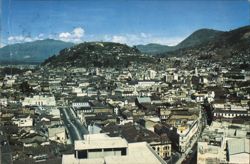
[69,107,88,134]
[176,105,207,164]
[0,134,12,164]
[60,107,88,143]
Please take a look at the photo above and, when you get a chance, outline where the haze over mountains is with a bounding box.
[136,28,224,54]
[0,39,74,64]
[0,25,249,65]
[137,26,250,57]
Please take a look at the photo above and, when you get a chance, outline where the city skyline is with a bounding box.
[1,0,250,46]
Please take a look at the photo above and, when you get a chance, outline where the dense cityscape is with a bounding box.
[1,26,250,163]
[1,0,250,164]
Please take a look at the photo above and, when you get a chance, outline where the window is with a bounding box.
[88,149,102,152]
[77,150,87,159]
[104,148,112,152]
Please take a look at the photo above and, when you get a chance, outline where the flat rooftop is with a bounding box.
[62,142,166,164]
[75,134,128,150]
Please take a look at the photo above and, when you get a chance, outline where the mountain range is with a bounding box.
[136,28,224,54]
[0,39,74,64]
[137,26,250,57]
[0,25,249,65]
[165,25,250,61]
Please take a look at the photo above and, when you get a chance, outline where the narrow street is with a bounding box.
[60,107,88,143]
[0,135,12,164]
[176,105,207,164]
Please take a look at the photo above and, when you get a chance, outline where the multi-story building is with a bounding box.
[62,133,166,164]
[12,115,33,127]
[22,95,56,106]
[155,109,200,153]
[48,126,66,143]
[213,102,250,119]
[177,120,199,152]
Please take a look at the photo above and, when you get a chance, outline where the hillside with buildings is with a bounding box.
[1,0,250,164]
[163,26,250,63]
[43,26,250,69]
[42,42,155,68]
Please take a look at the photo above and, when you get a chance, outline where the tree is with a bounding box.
[203,98,213,126]
[20,81,33,95]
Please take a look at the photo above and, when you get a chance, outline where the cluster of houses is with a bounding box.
[0,54,249,163]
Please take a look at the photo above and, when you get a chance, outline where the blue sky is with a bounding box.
[1,0,250,46]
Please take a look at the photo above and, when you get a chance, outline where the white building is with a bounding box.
[227,138,249,164]
[72,102,91,108]
[72,102,92,123]
[193,91,215,103]
[72,87,82,94]
[3,75,16,87]
[177,120,199,152]
[148,70,157,79]
[213,103,250,118]
[137,81,156,87]
[62,133,166,164]
[118,116,133,125]
[22,95,56,106]
[48,126,66,143]
[0,98,8,107]
[12,115,33,127]
[173,73,178,81]
[197,121,250,164]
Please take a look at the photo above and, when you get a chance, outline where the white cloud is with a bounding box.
[7,33,47,44]
[0,43,6,48]
[140,32,149,38]
[5,27,184,47]
[111,35,127,43]
[48,34,54,39]
[58,27,85,43]
[72,27,85,38]
[149,37,184,46]
[7,35,33,43]
[5,27,85,45]
[59,32,71,39]
[38,33,44,38]
[34,33,45,40]
[103,33,184,46]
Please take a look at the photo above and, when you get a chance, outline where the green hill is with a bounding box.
[43,42,154,68]
[165,25,250,61]
[136,28,223,55]
[136,43,174,55]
